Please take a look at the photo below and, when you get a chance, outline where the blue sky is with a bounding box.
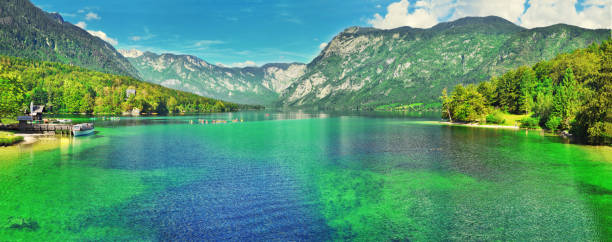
[32,0,610,67]
[32,0,399,66]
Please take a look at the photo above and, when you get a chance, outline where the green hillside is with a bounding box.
[442,39,611,145]
[0,0,139,77]
[279,16,610,110]
[0,56,249,119]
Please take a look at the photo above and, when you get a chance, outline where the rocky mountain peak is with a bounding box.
[46,12,64,24]
[123,50,306,105]
[118,49,144,58]
[279,17,609,109]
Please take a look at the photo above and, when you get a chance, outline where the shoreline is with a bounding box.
[9,133,56,146]
[433,121,612,149]
[17,133,46,145]
[437,121,520,130]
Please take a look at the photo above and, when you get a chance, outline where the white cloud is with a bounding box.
[85,12,100,20]
[194,40,224,47]
[319,42,328,50]
[520,0,611,29]
[368,0,611,30]
[72,12,117,46]
[129,27,155,42]
[582,0,609,6]
[87,30,118,45]
[75,21,87,29]
[367,0,439,29]
[230,60,257,68]
[451,0,525,23]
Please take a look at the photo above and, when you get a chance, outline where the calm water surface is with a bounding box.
[0,111,611,240]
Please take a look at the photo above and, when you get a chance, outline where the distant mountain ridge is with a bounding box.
[3,1,608,109]
[0,0,139,78]
[121,50,306,105]
[278,16,610,109]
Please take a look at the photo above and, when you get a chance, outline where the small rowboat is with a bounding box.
[72,123,94,136]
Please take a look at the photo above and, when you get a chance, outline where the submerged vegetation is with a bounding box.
[441,39,611,145]
[0,56,254,120]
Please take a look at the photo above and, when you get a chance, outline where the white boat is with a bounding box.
[72,123,94,136]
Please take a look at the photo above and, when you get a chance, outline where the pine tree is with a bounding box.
[552,68,580,130]
[518,69,536,114]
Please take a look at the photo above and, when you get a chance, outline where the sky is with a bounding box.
[32,0,611,67]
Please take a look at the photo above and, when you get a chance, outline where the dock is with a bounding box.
[17,123,73,135]
[2,104,89,136]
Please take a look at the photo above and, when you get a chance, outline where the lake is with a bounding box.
[0,111,610,240]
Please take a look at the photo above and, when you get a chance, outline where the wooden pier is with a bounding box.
[17,123,73,135]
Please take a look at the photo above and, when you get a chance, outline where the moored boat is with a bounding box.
[72,123,94,136]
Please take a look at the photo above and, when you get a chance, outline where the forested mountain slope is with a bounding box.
[0,0,139,78]
[0,56,246,117]
[278,16,610,110]
[441,40,611,144]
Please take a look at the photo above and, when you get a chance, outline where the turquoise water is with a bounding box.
[0,111,611,240]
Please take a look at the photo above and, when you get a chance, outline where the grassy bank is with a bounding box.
[496,113,530,126]
[375,102,442,112]
[439,112,544,131]
[438,121,520,130]
[441,40,611,145]
[1,119,18,125]
[0,131,24,146]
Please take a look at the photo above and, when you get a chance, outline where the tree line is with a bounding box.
[441,39,611,145]
[0,55,258,121]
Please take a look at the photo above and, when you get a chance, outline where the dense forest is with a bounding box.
[441,39,611,145]
[0,55,253,120]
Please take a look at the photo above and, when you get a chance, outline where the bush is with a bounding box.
[486,111,505,124]
[545,115,562,131]
[519,117,540,129]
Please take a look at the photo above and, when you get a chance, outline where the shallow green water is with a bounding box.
[0,111,610,240]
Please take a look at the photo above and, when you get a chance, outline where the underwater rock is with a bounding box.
[5,217,40,230]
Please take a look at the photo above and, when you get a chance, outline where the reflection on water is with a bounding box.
[0,111,610,240]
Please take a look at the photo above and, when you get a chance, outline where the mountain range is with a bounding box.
[278,16,610,109]
[1,0,610,109]
[120,50,305,105]
[123,16,609,109]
